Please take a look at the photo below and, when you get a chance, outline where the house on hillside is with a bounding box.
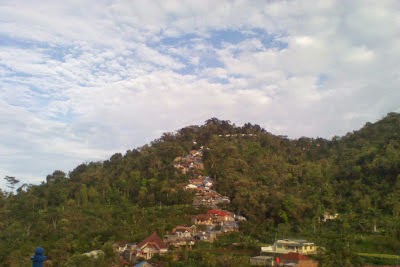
[221,221,239,233]
[136,232,168,260]
[114,241,130,253]
[82,250,105,259]
[192,214,213,225]
[114,242,137,264]
[172,225,197,237]
[193,162,204,170]
[185,184,198,190]
[261,239,317,255]
[323,212,338,222]
[207,209,235,223]
[189,150,198,156]
[250,255,274,266]
[190,178,204,187]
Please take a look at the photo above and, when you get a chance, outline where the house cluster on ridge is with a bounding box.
[191,209,243,240]
[113,146,248,266]
[173,147,204,174]
[174,146,231,209]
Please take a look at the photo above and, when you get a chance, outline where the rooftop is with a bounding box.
[275,239,314,245]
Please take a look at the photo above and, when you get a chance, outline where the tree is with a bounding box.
[4,176,19,194]
[317,220,363,267]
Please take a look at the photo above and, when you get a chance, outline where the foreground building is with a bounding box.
[136,232,168,260]
[262,239,317,255]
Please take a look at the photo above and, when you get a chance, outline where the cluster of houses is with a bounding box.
[114,209,243,266]
[177,148,242,237]
[189,177,231,208]
[176,147,231,209]
[173,148,205,174]
[164,209,242,246]
[111,146,321,266]
[250,239,318,267]
[112,146,246,266]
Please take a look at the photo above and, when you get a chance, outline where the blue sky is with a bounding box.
[1,0,400,189]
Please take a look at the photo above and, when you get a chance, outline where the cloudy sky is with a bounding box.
[1,0,399,188]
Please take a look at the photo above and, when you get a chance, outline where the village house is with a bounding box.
[172,225,197,237]
[207,209,235,223]
[164,234,195,248]
[193,195,219,209]
[192,196,204,207]
[250,255,274,266]
[221,221,240,233]
[194,230,219,242]
[323,212,339,222]
[185,184,197,190]
[114,241,138,264]
[136,232,168,260]
[192,214,214,225]
[234,214,247,221]
[190,178,204,187]
[215,196,231,205]
[262,239,317,255]
[193,162,204,170]
[173,157,182,162]
[189,150,199,156]
[114,241,130,253]
[82,250,104,259]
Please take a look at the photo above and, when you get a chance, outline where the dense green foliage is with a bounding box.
[1,113,400,266]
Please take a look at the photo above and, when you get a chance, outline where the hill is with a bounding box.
[1,113,400,265]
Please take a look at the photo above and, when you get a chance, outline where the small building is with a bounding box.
[207,209,235,223]
[250,255,274,266]
[82,250,104,259]
[136,232,168,260]
[172,225,197,238]
[262,239,316,255]
[323,212,339,222]
[192,214,213,225]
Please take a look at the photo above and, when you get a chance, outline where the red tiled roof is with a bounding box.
[195,214,212,221]
[137,232,167,250]
[207,209,230,217]
[281,252,311,261]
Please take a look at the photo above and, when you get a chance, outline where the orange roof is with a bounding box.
[207,209,230,217]
[137,232,167,250]
[195,214,212,221]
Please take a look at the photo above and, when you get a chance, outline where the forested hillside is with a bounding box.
[1,113,400,266]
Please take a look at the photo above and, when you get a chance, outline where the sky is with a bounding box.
[1,0,400,189]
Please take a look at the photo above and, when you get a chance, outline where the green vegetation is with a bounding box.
[1,113,400,266]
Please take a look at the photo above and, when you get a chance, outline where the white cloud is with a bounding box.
[0,0,399,187]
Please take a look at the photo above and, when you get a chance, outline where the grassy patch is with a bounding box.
[359,252,400,265]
